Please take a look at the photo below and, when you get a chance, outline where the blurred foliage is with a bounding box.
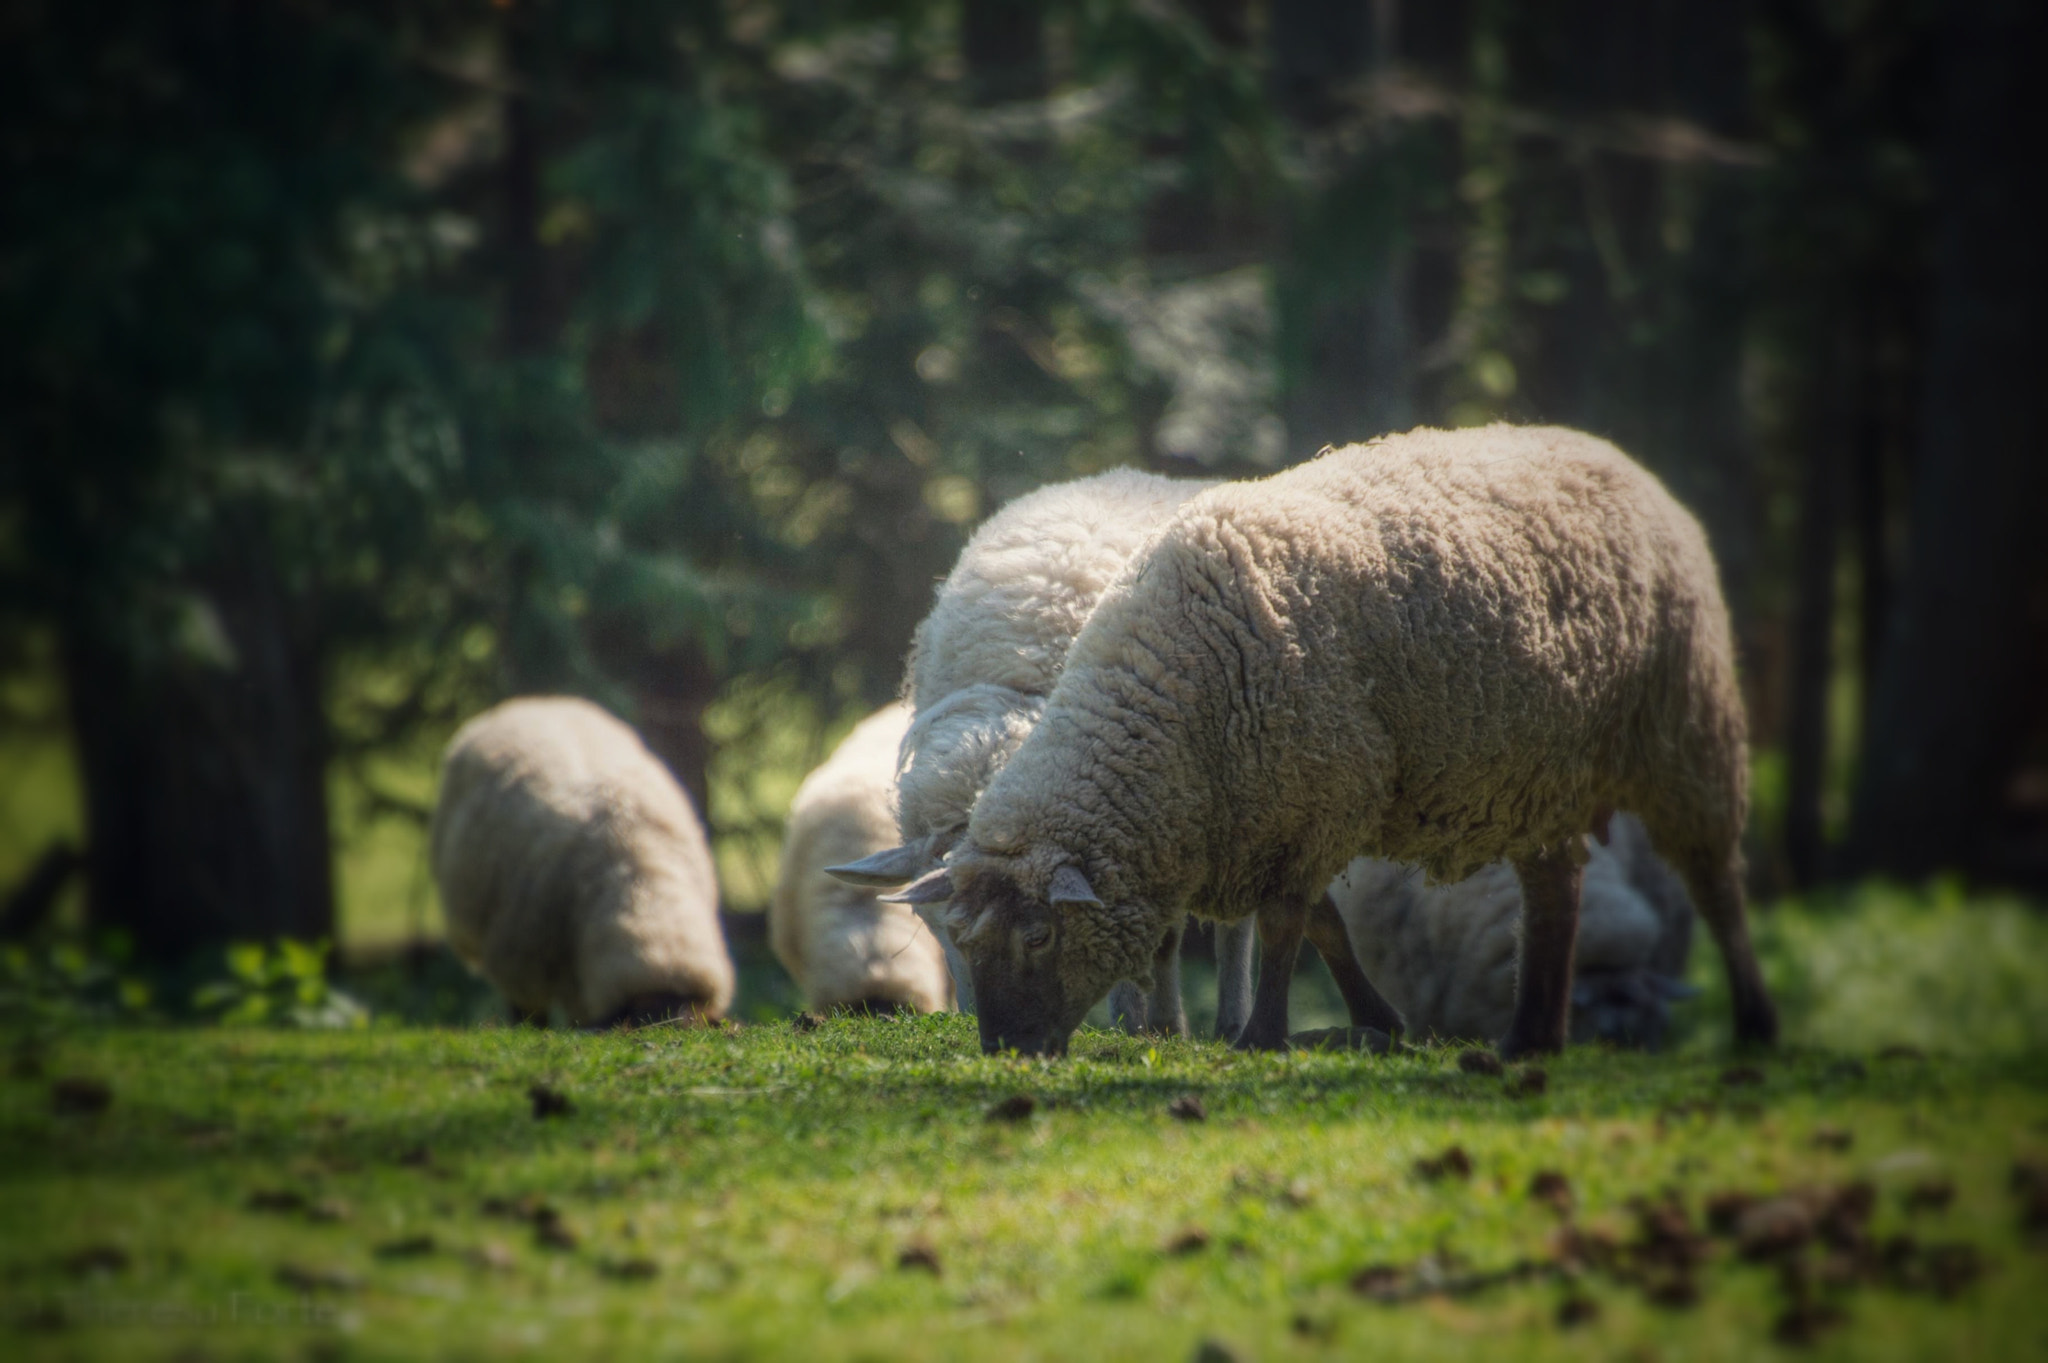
[0,0,2037,957]
[0,936,154,1032]
[1677,878,2048,1055]
[191,940,369,1029]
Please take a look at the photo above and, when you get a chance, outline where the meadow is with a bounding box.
[5,884,2047,1363]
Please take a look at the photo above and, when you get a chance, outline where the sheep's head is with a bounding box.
[880,851,1159,1056]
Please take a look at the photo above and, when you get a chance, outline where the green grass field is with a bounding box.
[7,884,2048,1363]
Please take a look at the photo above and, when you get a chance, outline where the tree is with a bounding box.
[1844,0,2048,880]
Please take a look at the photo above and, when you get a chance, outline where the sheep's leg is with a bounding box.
[1234,897,1308,1051]
[1107,979,1149,1033]
[1303,892,1405,1035]
[1145,917,1189,1037]
[1679,851,1779,1048]
[1213,918,1257,1041]
[1500,848,1584,1058]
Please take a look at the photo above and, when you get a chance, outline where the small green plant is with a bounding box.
[191,939,368,1029]
[0,934,153,1030]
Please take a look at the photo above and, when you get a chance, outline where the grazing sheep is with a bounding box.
[771,702,954,1014]
[893,424,1778,1058]
[1328,814,1697,1049]
[430,696,734,1027]
[827,468,1264,1036]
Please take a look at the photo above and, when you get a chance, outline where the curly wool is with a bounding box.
[896,468,1215,853]
[771,703,953,1013]
[959,424,1749,994]
[430,696,734,1024]
[1328,814,1694,1044]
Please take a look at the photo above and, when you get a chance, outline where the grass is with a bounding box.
[7,887,2048,1363]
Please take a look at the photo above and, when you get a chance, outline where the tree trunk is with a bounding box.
[1783,323,1853,886]
[63,533,334,962]
[1844,0,2048,879]
[962,0,1045,106]
[1271,0,1468,452]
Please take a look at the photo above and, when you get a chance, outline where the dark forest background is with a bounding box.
[2,0,2043,968]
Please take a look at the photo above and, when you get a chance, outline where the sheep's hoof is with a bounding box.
[1288,1027,1394,1055]
[1230,1026,1290,1053]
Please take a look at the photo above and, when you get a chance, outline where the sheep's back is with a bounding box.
[430,696,724,1021]
[907,469,1215,708]
[773,703,952,1011]
[979,424,1744,910]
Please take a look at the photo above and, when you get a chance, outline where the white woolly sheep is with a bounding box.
[770,702,954,1014]
[896,423,1778,1058]
[1328,814,1697,1049]
[430,696,735,1026]
[827,468,1277,1036]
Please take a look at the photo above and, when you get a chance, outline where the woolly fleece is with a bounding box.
[949,424,1757,1041]
[771,702,953,1013]
[430,696,734,1024]
[895,468,1215,856]
[1328,814,1694,1045]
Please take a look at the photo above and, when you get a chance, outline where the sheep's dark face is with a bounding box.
[943,862,1152,1057]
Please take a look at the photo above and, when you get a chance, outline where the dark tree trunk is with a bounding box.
[962,0,1045,106]
[1845,0,2048,879]
[1271,0,1469,453]
[63,536,334,962]
[1506,0,1757,599]
[1783,323,1854,886]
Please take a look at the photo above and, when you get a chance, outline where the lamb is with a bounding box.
[770,702,953,1014]
[885,423,1779,1058]
[1327,814,1697,1049]
[430,696,735,1026]
[827,467,1275,1036]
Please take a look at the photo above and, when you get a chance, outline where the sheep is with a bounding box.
[1327,813,1697,1049]
[886,423,1779,1058]
[430,696,734,1027]
[770,702,954,1014]
[826,468,1272,1037]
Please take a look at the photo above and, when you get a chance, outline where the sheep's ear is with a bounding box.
[825,844,929,888]
[1048,865,1101,910]
[879,867,955,905]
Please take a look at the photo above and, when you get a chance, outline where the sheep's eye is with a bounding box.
[1020,924,1053,952]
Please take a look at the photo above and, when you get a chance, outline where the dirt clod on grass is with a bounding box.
[1735,1198,1815,1260]
[1530,1170,1573,1216]
[275,1263,363,1293]
[792,1012,826,1033]
[1190,1339,1243,1363]
[1812,1125,1854,1152]
[308,1197,352,1223]
[247,1189,310,1214]
[985,1093,1037,1123]
[1902,1177,1955,1214]
[600,1256,659,1281]
[1163,1226,1211,1256]
[897,1241,941,1274]
[1508,1067,1549,1098]
[1457,1049,1504,1077]
[60,1245,131,1276]
[374,1235,437,1259]
[529,1084,572,1119]
[1556,1293,1601,1327]
[1414,1145,1473,1181]
[1167,1094,1208,1122]
[534,1208,578,1250]
[50,1076,112,1115]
